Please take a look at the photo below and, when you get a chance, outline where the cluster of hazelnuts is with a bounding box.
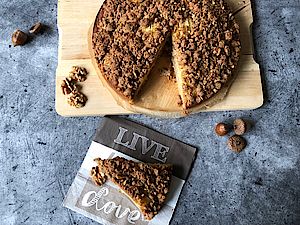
[11,22,43,47]
[215,118,249,153]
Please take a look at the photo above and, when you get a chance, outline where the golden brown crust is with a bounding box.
[90,157,173,220]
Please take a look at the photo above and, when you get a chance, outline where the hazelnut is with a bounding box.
[215,123,230,136]
[233,118,247,135]
[227,135,247,153]
[29,22,43,34]
[12,29,28,46]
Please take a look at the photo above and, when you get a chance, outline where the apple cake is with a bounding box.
[91,157,173,220]
[92,0,241,109]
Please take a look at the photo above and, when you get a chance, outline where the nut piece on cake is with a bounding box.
[90,156,173,220]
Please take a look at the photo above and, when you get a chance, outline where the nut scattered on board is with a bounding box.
[227,135,247,153]
[61,77,77,95]
[69,66,88,82]
[233,118,247,135]
[67,90,87,108]
[215,123,231,136]
[29,22,43,34]
[12,29,28,46]
[61,66,89,108]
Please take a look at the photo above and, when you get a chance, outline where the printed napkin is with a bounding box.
[63,117,196,225]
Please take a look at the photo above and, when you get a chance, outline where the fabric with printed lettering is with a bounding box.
[63,117,197,225]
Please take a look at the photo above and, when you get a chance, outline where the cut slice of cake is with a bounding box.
[172,0,241,109]
[90,156,173,220]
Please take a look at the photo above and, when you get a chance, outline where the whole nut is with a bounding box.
[227,135,247,153]
[29,22,43,34]
[215,123,230,136]
[233,118,247,135]
[12,29,28,46]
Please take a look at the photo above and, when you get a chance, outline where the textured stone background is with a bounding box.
[0,0,299,225]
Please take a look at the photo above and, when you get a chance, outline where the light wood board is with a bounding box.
[56,0,263,117]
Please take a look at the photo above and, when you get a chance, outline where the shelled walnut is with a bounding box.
[67,90,87,108]
[61,77,77,95]
[60,66,89,108]
[69,66,88,82]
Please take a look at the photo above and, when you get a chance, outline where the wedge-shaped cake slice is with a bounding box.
[172,0,241,109]
[90,156,173,220]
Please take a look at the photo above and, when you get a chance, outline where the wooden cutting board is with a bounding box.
[56,0,263,117]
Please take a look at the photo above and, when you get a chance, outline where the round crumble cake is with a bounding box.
[91,0,241,110]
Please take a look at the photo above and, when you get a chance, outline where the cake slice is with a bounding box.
[90,156,173,220]
[172,0,241,109]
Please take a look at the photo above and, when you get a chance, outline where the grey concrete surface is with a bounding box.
[0,0,299,224]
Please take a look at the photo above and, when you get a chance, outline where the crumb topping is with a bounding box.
[172,0,241,108]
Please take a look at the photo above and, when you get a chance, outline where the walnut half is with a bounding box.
[61,77,77,95]
[61,66,89,108]
[69,66,88,82]
[67,90,87,108]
